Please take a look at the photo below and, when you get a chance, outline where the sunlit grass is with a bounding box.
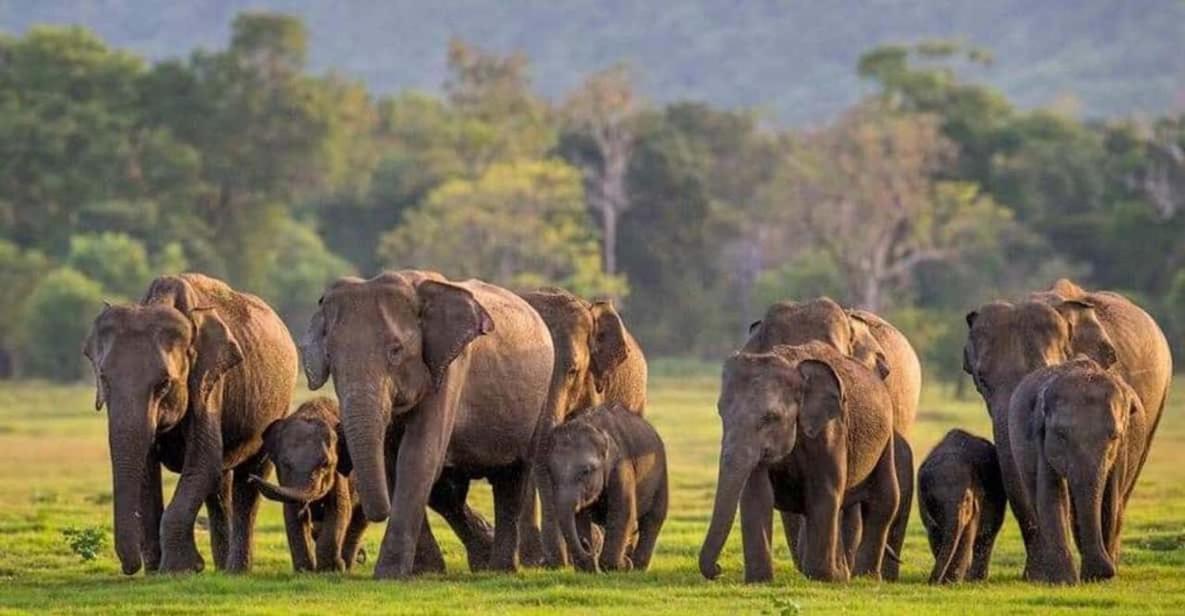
[1,376,1184,614]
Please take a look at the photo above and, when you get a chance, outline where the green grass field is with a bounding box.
[2,376,1184,614]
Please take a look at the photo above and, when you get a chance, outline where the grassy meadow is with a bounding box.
[1,374,1184,614]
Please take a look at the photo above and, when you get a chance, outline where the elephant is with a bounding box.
[1007,357,1148,583]
[963,279,1172,578]
[746,298,919,580]
[918,429,1005,584]
[300,270,555,579]
[545,402,667,573]
[699,341,899,583]
[82,273,297,574]
[521,287,648,567]
[249,397,368,572]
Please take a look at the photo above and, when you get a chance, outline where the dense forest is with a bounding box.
[2,1,1183,123]
[1,11,1183,384]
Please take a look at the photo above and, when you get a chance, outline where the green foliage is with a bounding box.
[258,220,354,329]
[20,268,107,381]
[379,160,625,298]
[753,251,847,309]
[0,240,50,376]
[61,526,106,562]
[65,233,152,298]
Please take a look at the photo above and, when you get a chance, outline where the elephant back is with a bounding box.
[849,310,921,439]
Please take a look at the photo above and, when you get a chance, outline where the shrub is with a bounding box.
[66,232,151,298]
[62,526,106,561]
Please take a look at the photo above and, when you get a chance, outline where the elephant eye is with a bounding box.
[387,340,404,361]
[761,411,780,424]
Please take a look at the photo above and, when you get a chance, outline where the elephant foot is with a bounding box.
[317,557,347,573]
[374,562,415,580]
[1082,561,1116,583]
[599,555,633,573]
[518,535,545,568]
[159,545,205,574]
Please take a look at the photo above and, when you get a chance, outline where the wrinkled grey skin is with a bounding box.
[1007,357,1147,584]
[521,288,648,568]
[301,271,554,579]
[918,429,1005,584]
[250,397,368,572]
[964,279,1171,579]
[82,273,297,575]
[746,298,920,580]
[546,403,667,573]
[699,341,898,583]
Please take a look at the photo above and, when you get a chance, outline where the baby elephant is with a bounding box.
[250,397,367,572]
[546,402,668,573]
[918,429,1006,584]
[1008,356,1147,584]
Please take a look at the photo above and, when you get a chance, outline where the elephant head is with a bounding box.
[522,289,633,424]
[964,298,1118,419]
[82,291,243,574]
[747,298,890,379]
[299,273,492,522]
[250,400,350,505]
[1028,357,1141,581]
[699,342,846,579]
[546,414,616,572]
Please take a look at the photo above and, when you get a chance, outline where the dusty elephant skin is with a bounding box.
[250,397,368,573]
[545,403,667,573]
[745,298,920,581]
[699,341,898,583]
[1007,358,1148,584]
[82,273,298,575]
[301,271,554,579]
[918,429,1005,584]
[521,287,648,568]
[963,279,1172,579]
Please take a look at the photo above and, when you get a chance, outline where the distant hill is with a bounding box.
[2,0,1183,124]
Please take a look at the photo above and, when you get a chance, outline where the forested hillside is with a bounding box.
[2,0,1182,123]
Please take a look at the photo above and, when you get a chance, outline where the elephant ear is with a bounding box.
[1054,300,1118,369]
[591,301,629,393]
[418,280,494,391]
[847,312,890,380]
[300,302,330,390]
[81,305,112,411]
[798,359,845,439]
[188,308,244,407]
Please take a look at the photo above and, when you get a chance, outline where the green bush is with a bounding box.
[66,232,152,298]
[21,268,108,381]
[62,526,106,561]
[259,220,354,331]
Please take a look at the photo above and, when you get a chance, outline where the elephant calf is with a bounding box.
[918,429,1005,584]
[250,397,367,572]
[1008,356,1148,584]
[545,402,668,573]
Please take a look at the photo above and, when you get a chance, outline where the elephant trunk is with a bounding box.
[341,389,392,522]
[1070,470,1116,581]
[251,476,322,504]
[557,491,595,571]
[107,393,154,575]
[699,442,759,580]
[929,491,970,584]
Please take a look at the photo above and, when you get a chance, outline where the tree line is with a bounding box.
[1,12,1182,383]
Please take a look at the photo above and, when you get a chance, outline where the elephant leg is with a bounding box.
[428,472,494,571]
[536,462,568,568]
[994,415,1039,579]
[341,506,369,570]
[884,437,913,582]
[801,468,848,582]
[782,512,805,571]
[599,464,638,572]
[140,454,165,572]
[159,419,223,573]
[315,478,352,572]
[841,506,862,573]
[1035,459,1077,584]
[630,481,667,572]
[283,502,316,572]
[853,446,899,580]
[516,473,545,567]
[226,452,269,573]
[739,467,774,583]
[488,466,528,572]
[412,513,446,574]
[203,471,233,571]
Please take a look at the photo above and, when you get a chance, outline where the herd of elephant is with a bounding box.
[81,272,1171,587]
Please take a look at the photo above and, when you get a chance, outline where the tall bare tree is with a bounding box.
[563,64,643,277]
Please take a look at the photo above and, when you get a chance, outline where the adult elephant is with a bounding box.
[963,279,1172,579]
[520,287,648,567]
[746,298,920,580]
[300,271,555,579]
[82,274,297,574]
